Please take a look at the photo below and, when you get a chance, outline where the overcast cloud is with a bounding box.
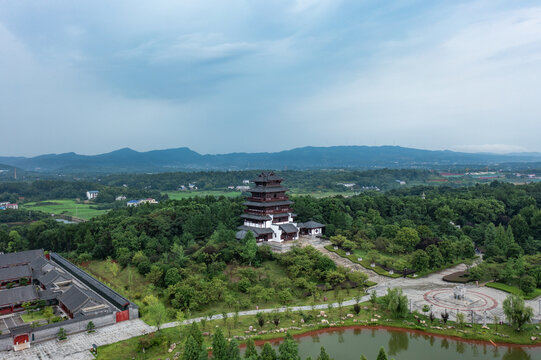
[1,0,541,156]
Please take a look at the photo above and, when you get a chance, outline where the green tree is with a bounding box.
[57,327,67,340]
[86,321,95,333]
[519,275,536,295]
[383,288,408,318]
[329,235,347,247]
[212,328,228,360]
[316,346,332,360]
[410,250,429,271]
[183,335,201,360]
[227,338,241,360]
[245,338,258,359]
[261,342,277,360]
[394,227,420,253]
[278,333,300,360]
[376,347,388,360]
[502,295,533,331]
[198,348,209,360]
[147,301,167,332]
[187,322,204,349]
[43,306,54,323]
[241,232,258,266]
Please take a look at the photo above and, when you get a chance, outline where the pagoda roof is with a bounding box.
[252,172,283,183]
[248,186,288,193]
[298,221,325,229]
[237,225,275,236]
[241,213,272,221]
[272,213,291,218]
[279,223,298,233]
[243,200,293,207]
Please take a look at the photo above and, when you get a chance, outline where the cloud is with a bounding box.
[1,1,541,156]
[286,3,541,152]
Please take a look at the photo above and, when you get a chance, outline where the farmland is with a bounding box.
[20,199,108,220]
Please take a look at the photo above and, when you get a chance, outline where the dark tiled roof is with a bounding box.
[243,200,293,207]
[0,250,44,268]
[248,186,288,193]
[237,225,275,236]
[0,286,38,307]
[30,256,50,273]
[298,221,325,229]
[51,252,131,310]
[252,172,283,183]
[38,269,71,288]
[279,223,299,233]
[272,213,291,218]
[241,214,272,221]
[0,265,31,282]
[58,286,91,313]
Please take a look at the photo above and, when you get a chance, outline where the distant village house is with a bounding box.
[86,191,99,200]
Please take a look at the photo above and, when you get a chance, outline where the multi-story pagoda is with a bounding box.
[236,172,324,242]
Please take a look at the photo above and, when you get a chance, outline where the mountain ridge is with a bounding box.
[1,145,541,173]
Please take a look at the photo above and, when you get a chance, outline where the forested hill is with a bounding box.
[2,146,541,173]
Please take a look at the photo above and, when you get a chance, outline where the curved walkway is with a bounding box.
[297,237,387,284]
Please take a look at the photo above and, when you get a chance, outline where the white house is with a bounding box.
[86,191,99,200]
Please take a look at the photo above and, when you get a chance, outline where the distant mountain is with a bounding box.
[1,146,541,173]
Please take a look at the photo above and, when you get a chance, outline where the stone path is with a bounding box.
[1,319,153,360]
[297,237,387,284]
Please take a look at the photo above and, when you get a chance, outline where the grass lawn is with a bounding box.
[97,299,541,359]
[20,199,108,220]
[325,246,401,278]
[165,190,242,200]
[21,310,48,323]
[486,282,541,300]
[80,260,169,323]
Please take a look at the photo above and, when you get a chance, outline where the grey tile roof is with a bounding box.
[30,256,49,272]
[279,223,299,233]
[248,186,288,193]
[252,172,283,183]
[241,213,272,221]
[58,286,92,314]
[237,225,275,236]
[0,265,31,282]
[272,213,291,218]
[0,250,44,268]
[51,252,131,310]
[38,269,71,288]
[0,286,38,307]
[243,200,293,207]
[297,221,325,229]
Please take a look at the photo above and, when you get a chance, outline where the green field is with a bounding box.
[165,190,242,200]
[20,199,108,220]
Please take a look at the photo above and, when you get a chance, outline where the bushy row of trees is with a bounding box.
[162,322,393,360]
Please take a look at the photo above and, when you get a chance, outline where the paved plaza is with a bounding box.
[0,319,153,360]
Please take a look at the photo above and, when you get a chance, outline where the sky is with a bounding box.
[1,0,541,157]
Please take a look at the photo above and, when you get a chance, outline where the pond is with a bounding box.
[263,327,541,360]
